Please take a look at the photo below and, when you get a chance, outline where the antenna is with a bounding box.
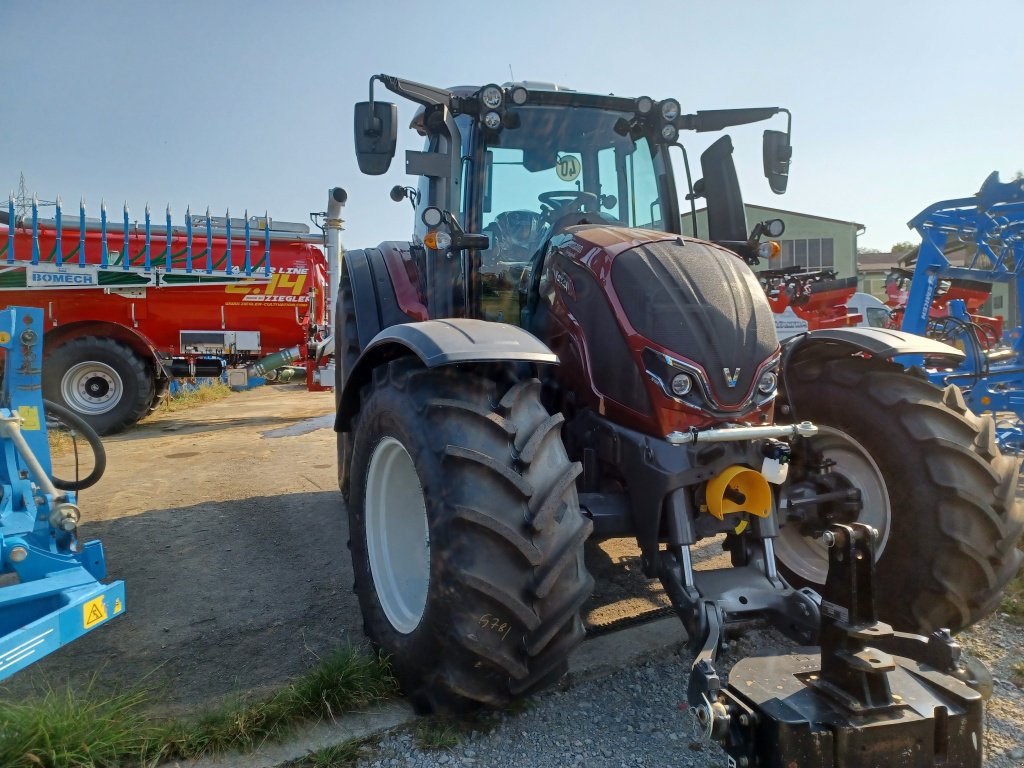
[509,64,515,81]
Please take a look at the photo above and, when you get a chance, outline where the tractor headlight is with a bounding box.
[483,111,502,130]
[757,370,778,394]
[661,123,679,142]
[510,86,528,105]
[636,96,654,114]
[660,98,681,121]
[670,373,693,396]
[480,85,504,110]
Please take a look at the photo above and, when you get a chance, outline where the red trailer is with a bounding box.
[0,197,341,434]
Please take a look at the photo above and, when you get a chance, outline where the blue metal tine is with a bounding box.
[185,206,193,273]
[123,203,130,270]
[144,204,152,270]
[264,211,271,277]
[78,199,86,268]
[244,209,251,276]
[165,205,172,272]
[225,208,232,274]
[31,196,39,266]
[53,197,63,267]
[6,194,13,264]
[205,207,212,274]
[100,200,108,268]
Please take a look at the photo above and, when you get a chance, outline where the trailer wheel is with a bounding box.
[335,266,360,500]
[779,356,1024,634]
[44,337,155,436]
[348,358,593,712]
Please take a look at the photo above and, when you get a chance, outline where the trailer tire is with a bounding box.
[348,358,593,713]
[44,336,155,436]
[779,356,1024,634]
[335,266,360,500]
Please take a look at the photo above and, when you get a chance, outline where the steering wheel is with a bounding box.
[538,191,600,222]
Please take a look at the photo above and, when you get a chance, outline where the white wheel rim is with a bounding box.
[365,436,430,634]
[61,361,123,415]
[775,426,892,584]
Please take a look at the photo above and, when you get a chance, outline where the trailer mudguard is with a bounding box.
[335,319,558,431]
[783,326,966,367]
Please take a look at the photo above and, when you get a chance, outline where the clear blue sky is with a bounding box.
[3,0,1021,252]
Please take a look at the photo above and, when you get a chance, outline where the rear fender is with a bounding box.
[335,319,558,431]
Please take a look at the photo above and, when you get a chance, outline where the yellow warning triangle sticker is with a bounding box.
[83,597,108,629]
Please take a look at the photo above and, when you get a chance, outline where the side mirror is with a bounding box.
[354,101,398,175]
[698,135,748,244]
[763,130,792,194]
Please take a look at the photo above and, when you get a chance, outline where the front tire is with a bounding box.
[44,337,155,436]
[348,359,593,712]
[779,356,1023,634]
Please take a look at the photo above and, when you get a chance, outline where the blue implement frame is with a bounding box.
[898,173,1024,450]
[0,306,124,679]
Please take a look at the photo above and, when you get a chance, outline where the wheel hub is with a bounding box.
[364,436,430,634]
[776,426,892,585]
[61,362,123,415]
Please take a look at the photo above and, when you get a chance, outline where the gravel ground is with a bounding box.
[353,608,1024,768]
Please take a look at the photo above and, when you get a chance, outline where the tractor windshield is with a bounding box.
[465,104,671,270]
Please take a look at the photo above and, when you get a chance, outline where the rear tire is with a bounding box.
[348,359,593,712]
[44,337,155,436]
[780,356,1023,633]
[335,265,360,500]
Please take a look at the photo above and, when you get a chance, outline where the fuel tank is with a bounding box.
[539,225,780,437]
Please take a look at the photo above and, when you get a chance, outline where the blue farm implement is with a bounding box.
[897,173,1024,451]
[0,306,123,680]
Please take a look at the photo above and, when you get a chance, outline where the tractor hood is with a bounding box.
[552,225,780,414]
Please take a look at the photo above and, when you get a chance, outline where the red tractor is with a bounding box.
[334,75,1022,761]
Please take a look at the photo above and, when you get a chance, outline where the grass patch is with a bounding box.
[0,646,394,768]
[1000,550,1024,623]
[413,716,462,751]
[283,737,376,768]
[0,682,166,768]
[157,380,233,413]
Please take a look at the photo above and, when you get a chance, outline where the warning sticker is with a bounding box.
[18,406,40,431]
[0,332,9,344]
[555,155,581,182]
[83,596,108,629]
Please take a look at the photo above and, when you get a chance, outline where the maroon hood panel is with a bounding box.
[545,226,779,433]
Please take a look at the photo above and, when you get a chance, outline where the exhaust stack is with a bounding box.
[325,187,348,328]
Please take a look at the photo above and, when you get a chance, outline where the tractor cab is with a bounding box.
[354,75,792,324]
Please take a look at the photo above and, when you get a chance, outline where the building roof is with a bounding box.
[744,204,865,231]
[856,250,901,271]
[684,203,865,231]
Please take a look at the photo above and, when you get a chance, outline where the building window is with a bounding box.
[994,295,1004,310]
[776,238,835,270]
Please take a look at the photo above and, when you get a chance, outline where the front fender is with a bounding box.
[783,327,965,368]
[335,319,557,431]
